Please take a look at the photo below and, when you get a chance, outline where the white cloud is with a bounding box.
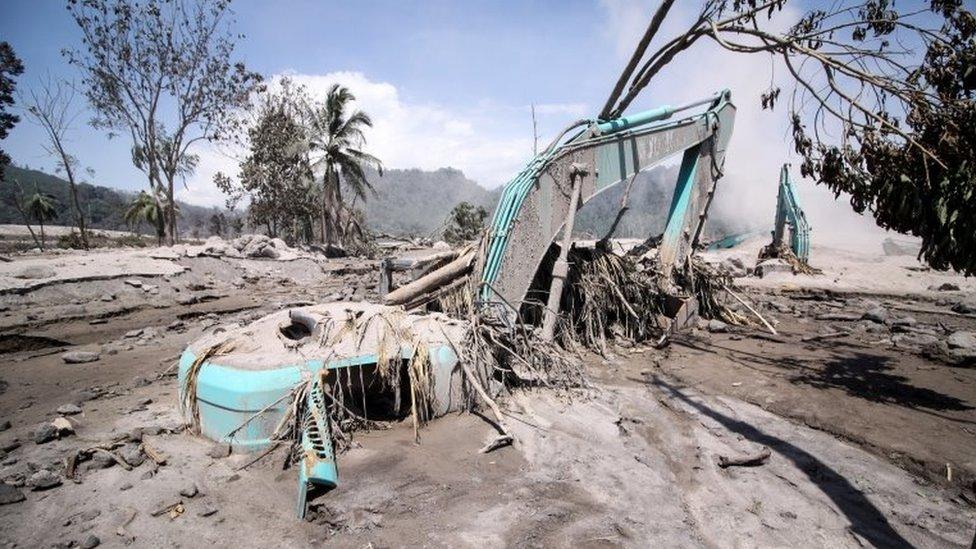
[177,70,536,207]
[598,0,894,251]
[533,102,588,117]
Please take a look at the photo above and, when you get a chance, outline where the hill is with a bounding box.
[0,165,226,237]
[363,167,498,236]
[0,163,748,242]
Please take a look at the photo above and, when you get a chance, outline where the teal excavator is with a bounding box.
[769,164,811,264]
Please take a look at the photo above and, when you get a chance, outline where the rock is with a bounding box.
[124,328,144,338]
[150,498,183,517]
[27,470,61,490]
[706,319,728,333]
[257,244,280,259]
[61,351,101,364]
[891,316,916,328]
[167,320,185,331]
[176,295,198,306]
[0,420,10,431]
[275,249,298,261]
[929,282,961,291]
[51,417,74,435]
[197,505,218,517]
[33,423,58,444]
[951,302,976,315]
[432,240,451,250]
[721,257,748,277]
[242,234,272,258]
[119,482,133,491]
[56,404,82,416]
[73,388,99,402]
[206,443,231,459]
[0,483,25,505]
[269,237,289,249]
[149,248,182,260]
[179,482,199,498]
[861,306,889,324]
[754,258,793,277]
[99,294,115,302]
[90,451,115,469]
[947,331,975,349]
[14,265,55,279]
[124,279,143,288]
[904,333,939,347]
[80,534,100,549]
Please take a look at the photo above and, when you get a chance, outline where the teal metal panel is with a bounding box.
[662,145,701,249]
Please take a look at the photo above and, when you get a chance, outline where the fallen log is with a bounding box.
[384,250,475,306]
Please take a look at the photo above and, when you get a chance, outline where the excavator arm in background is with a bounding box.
[771,164,811,264]
[476,90,736,322]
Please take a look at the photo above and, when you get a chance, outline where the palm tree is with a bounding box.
[24,191,57,249]
[124,191,162,242]
[307,84,382,246]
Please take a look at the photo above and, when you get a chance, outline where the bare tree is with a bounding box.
[64,0,263,245]
[602,0,975,274]
[21,78,90,249]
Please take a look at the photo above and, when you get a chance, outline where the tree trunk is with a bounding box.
[323,167,343,247]
[166,177,177,246]
[38,220,46,250]
[10,183,42,250]
[58,147,89,249]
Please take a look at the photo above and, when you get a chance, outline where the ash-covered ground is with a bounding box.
[0,234,974,548]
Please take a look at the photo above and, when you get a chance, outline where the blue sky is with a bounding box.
[1,1,621,197]
[0,0,920,247]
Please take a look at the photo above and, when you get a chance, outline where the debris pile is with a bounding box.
[182,234,303,261]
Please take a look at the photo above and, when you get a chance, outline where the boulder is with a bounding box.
[947,331,976,353]
[944,331,976,361]
[861,307,889,324]
[241,235,272,258]
[13,265,55,280]
[33,423,58,444]
[61,350,101,364]
[121,444,146,467]
[754,258,793,277]
[56,404,82,416]
[721,257,748,277]
[952,302,976,315]
[51,417,74,435]
[27,470,61,490]
[706,319,729,333]
[929,282,961,292]
[202,236,229,256]
[0,483,25,505]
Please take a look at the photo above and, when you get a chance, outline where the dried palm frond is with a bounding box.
[179,339,238,433]
[757,242,821,275]
[560,247,665,353]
